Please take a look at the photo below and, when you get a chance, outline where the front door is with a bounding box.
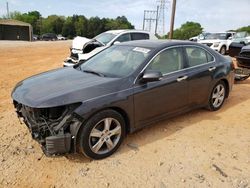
[133,47,189,128]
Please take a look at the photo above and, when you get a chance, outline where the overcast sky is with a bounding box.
[0,0,249,33]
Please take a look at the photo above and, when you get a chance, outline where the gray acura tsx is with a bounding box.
[12,40,234,159]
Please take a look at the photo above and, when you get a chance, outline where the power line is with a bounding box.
[142,0,170,36]
[157,0,169,35]
[142,9,158,34]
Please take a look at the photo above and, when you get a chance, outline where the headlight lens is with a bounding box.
[213,42,220,47]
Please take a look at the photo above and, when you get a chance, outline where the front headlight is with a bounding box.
[213,42,220,47]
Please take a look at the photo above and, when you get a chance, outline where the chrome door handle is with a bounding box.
[208,67,216,71]
[177,76,188,82]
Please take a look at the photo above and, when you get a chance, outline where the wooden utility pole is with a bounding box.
[169,0,176,39]
[6,2,10,18]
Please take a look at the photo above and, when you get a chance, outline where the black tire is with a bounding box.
[220,46,226,55]
[77,109,126,160]
[207,81,226,111]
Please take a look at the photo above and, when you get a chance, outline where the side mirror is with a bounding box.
[228,37,232,40]
[113,41,121,45]
[140,70,162,83]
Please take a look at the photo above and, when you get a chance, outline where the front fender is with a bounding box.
[70,88,134,152]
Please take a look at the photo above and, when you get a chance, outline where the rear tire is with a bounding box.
[77,109,126,160]
[207,81,226,111]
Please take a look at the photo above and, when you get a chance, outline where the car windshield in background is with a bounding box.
[79,45,152,77]
[206,33,227,40]
[234,32,247,38]
[94,33,117,45]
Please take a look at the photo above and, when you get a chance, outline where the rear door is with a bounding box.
[184,46,216,106]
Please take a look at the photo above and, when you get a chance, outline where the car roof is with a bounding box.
[105,29,151,35]
[117,39,203,49]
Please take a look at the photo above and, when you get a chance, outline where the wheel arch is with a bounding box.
[73,106,131,152]
[220,78,230,98]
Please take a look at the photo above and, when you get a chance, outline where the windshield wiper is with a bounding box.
[83,69,105,77]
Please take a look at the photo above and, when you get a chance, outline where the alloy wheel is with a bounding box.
[212,84,225,108]
[88,118,122,155]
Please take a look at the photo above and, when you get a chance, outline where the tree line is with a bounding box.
[3,11,134,38]
[162,22,250,40]
[2,11,249,40]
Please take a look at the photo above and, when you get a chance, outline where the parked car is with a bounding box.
[198,32,235,55]
[41,33,58,41]
[57,34,67,40]
[229,43,250,80]
[63,29,157,67]
[231,31,250,45]
[32,34,40,41]
[189,32,211,42]
[12,40,234,159]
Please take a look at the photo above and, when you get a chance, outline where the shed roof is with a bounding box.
[0,19,31,27]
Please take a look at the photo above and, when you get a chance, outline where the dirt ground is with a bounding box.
[0,41,250,188]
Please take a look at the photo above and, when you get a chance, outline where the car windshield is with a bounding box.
[206,33,228,40]
[79,45,152,77]
[94,33,117,45]
[234,32,247,38]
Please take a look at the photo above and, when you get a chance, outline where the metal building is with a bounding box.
[0,19,32,41]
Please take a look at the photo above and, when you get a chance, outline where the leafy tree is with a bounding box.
[2,11,134,38]
[62,17,75,38]
[236,26,250,33]
[9,11,42,34]
[174,22,202,39]
[163,21,203,40]
[74,15,88,36]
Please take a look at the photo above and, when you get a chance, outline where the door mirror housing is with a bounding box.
[140,70,163,83]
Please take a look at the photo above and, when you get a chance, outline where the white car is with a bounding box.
[63,30,157,67]
[189,32,211,42]
[57,34,66,40]
[198,32,235,55]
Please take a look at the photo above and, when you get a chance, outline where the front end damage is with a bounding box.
[13,101,82,155]
[63,39,104,67]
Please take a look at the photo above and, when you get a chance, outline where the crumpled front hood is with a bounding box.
[11,67,121,108]
[72,36,91,50]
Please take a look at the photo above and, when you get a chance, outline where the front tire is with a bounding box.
[208,81,226,111]
[220,46,226,55]
[78,109,126,160]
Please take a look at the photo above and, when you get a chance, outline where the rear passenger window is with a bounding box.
[206,52,214,62]
[185,47,214,67]
[131,33,149,40]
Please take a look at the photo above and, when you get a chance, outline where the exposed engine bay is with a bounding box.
[13,101,82,155]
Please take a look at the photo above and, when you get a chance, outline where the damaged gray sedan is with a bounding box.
[12,40,234,159]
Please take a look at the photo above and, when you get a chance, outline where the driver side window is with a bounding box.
[146,47,184,75]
